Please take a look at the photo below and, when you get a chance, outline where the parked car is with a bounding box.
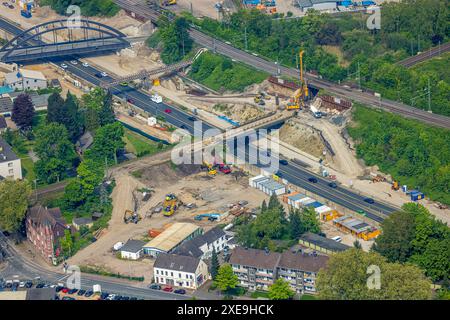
[62,296,76,300]
[174,289,186,295]
[328,182,337,188]
[61,287,69,293]
[164,108,172,114]
[163,286,173,292]
[19,281,25,288]
[84,290,94,297]
[36,283,45,289]
[25,281,33,289]
[68,288,78,294]
[279,159,288,165]
[100,292,109,300]
[130,297,138,300]
[77,289,86,296]
[308,177,318,183]
[149,284,161,290]
[364,198,375,204]
[55,286,64,293]
[121,296,130,300]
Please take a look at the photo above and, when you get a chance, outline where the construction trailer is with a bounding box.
[333,215,381,240]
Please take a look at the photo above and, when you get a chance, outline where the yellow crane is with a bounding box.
[286,50,309,110]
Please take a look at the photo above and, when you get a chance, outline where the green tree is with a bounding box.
[11,93,34,128]
[0,180,31,233]
[353,240,362,249]
[60,229,74,257]
[214,264,238,292]
[316,248,432,300]
[98,90,115,126]
[210,248,220,280]
[268,278,295,300]
[288,208,302,239]
[46,92,65,124]
[34,123,77,183]
[299,207,321,234]
[89,122,125,165]
[160,17,193,64]
[62,92,83,142]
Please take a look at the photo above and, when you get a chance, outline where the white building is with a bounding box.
[4,69,47,91]
[120,240,145,260]
[0,138,22,180]
[153,253,209,290]
[172,227,229,260]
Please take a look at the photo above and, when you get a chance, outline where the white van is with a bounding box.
[331,236,342,243]
[151,94,162,104]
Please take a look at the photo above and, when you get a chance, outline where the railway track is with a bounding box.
[398,42,450,68]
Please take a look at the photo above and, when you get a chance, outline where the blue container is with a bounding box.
[307,201,323,208]
[362,0,375,6]
[243,0,260,5]
[411,192,424,201]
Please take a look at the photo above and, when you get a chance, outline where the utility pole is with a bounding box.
[244,27,248,51]
[427,78,432,113]
[357,62,361,91]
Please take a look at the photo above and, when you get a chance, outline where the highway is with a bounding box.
[114,0,450,129]
[0,16,399,220]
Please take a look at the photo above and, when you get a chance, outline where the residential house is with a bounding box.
[72,217,94,231]
[0,95,13,115]
[153,253,209,290]
[172,227,228,260]
[0,116,7,133]
[25,206,67,265]
[120,240,145,260]
[4,69,47,91]
[0,138,22,180]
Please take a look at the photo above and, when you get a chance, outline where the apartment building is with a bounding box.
[172,227,228,260]
[229,247,329,294]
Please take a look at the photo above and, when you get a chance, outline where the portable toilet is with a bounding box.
[402,185,408,193]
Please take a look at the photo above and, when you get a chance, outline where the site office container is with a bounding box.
[359,228,381,241]
[306,201,323,209]
[282,192,299,203]
[319,210,341,221]
[410,192,425,201]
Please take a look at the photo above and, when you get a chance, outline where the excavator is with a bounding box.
[286,50,309,110]
[123,210,142,224]
[201,161,217,176]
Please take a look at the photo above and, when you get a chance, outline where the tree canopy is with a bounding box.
[0,180,31,233]
[214,264,238,292]
[43,0,119,17]
[12,93,35,128]
[316,248,432,300]
[374,203,450,282]
[268,278,295,300]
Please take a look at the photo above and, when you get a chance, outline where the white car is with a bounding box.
[60,63,68,69]
[19,281,25,288]
[82,62,89,67]
[70,60,78,65]
[101,72,108,77]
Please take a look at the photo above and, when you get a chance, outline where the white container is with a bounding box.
[113,242,124,251]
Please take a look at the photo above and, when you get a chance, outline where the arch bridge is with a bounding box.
[0,19,130,63]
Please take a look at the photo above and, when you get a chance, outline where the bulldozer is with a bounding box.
[286,50,309,110]
[163,193,182,217]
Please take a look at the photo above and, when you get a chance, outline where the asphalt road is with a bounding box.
[114,0,450,129]
[0,231,191,300]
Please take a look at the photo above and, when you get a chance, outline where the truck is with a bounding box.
[20,10,32,18]
[151,94,162,104]
[310,105,322,118]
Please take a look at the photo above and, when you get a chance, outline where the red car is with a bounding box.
[61,288,69,294]
[163,286,173,292]
[164,109,172,114]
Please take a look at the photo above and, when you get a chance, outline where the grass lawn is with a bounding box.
[300,294,317,300]
[123,129,167,157]
[21,157,36,181]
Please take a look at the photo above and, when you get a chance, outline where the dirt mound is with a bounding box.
[137,162,202,187]
[279,120,325,158]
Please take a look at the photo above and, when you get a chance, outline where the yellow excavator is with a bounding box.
[287,50,309,110]
[163,193,180,217]
[202,161,217,176]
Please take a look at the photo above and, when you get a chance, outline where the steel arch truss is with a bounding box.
[0,19,129,62]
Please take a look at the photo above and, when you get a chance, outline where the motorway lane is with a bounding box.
[0,17,400,217]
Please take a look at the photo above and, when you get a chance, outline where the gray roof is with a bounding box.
[0,116,7,129]
[154,253,201,273]
[72,217,93,226]
[0,96,13,114]
[121,240,145,253]
[0,138,19,163]
[9,92,51,108]
[299,232,350,252]
[172,227,226,258]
